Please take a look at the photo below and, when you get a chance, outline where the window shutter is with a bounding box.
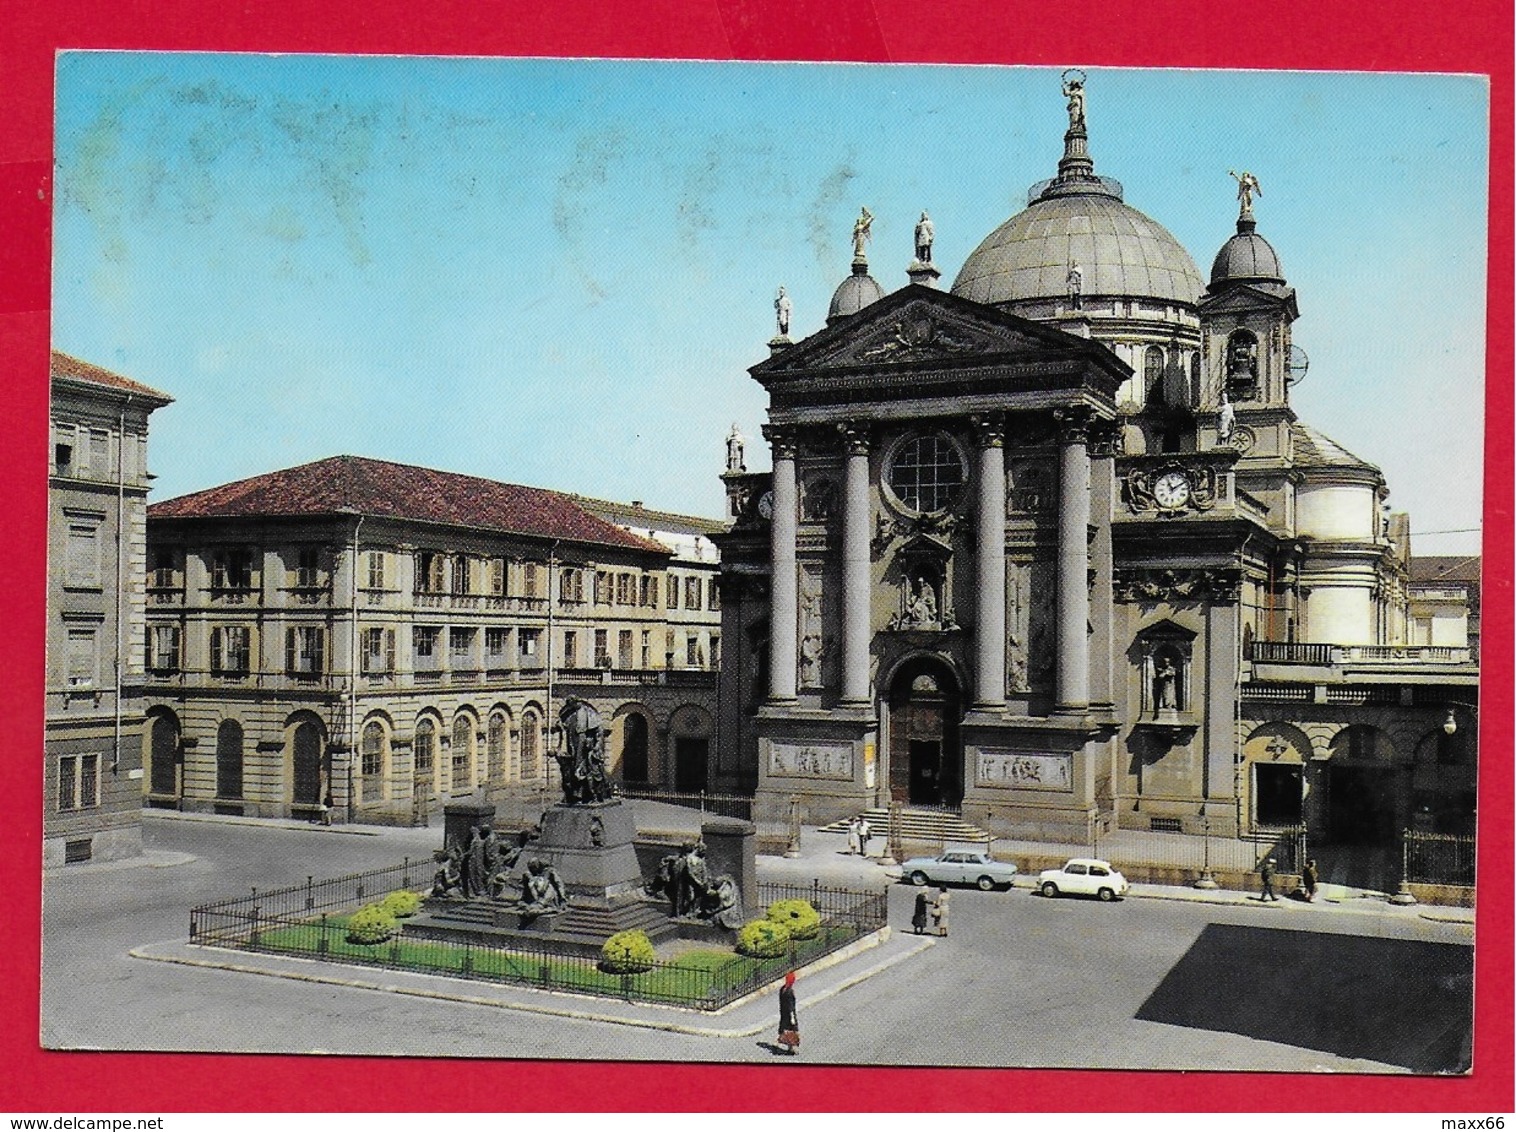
[285,627,296,673]
[385,629,396,672]
[170,626,181,669]
[211,627,223,673]
[313,629,325,673]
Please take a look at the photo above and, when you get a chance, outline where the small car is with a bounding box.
[900,850,1019,891]
[1037,858,1129,902]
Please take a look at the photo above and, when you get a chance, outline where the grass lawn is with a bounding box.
[245,914,860,1007]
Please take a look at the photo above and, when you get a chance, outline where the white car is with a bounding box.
[899,850,1019,891]
[1038,858,1128,902]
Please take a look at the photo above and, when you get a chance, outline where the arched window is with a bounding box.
[452,714,475,793]
[487,712,509,783]
[1144,347,1166,406]
[291,721,323,806]
[621,713,649,783]
[361,720,386,800]
[216,719,243,800]
[1226,330,1259,401]
[414,717,436,795]
[520,711,539,779]
[148,711,181,799]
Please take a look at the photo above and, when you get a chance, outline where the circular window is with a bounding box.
[886,433,966,514]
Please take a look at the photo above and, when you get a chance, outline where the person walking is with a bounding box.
[777,971,800,1056]
[845,818,860,856]
[932,887,950,937]
[1302,858,1319,902]
[1258,857,1278,902]
[911,889,930,935]
[857,817,872,858]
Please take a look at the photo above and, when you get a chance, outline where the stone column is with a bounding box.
[1056,411,1091,710]
[972,415,1007,708]
[840,423,872,705]
[766,427,799,702]
[1087,420,1119,707]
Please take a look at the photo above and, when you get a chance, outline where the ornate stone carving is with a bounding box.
[969,413,1006,448]
[798,565,825,689]
[1115,568,1242,605]
[762,425,798,461]
[1122,464,1220,515]
[1053,407,1093,446]
[872,509,961,553]
[1087,420,1124,458]
[854,313,985,363]
[1007,461,1052,516]
[801,476,837,521]
[837,421,871,456]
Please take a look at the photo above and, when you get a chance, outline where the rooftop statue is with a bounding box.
[914,212,935,264]
[852,206,874,260]
[1062,71,1087,130]
[1229,170,1262,216]
[774,285,792,336]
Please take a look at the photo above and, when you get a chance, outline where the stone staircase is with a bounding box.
[819,807,991,845]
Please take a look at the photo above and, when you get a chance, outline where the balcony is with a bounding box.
[1247,641,1472,667]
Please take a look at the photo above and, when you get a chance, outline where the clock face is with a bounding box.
[757,491,775,520]
[1153,470,1191,510]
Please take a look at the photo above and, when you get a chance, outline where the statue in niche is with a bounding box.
[799,634,823,686]
[1006,566,1029,692]
[1217,391,1236,445]
[892,574,941,629]
[519,858,568,915]
[1154,657,1180,712]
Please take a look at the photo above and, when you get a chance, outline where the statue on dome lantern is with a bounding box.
[1229,170,1262,216]
[852,207,874,260]
[1062,70,1087,130]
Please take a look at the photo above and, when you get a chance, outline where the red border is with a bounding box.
[2,0,1510,1113]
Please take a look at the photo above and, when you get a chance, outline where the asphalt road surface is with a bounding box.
[41,814,1473,1071]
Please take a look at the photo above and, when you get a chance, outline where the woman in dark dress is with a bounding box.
[912,889,930,935]
[777,971,799,1055]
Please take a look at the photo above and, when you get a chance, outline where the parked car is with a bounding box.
[1037,858,1128,902]
[900,850,1019,891]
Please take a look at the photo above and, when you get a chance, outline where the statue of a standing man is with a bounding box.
[774,286,791,337]
[1066,262,1083,310]
[852,207,874,260]
[914,211,934,263]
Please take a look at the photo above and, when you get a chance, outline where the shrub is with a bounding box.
[345,903,397,945]
[766,898,821,940]
[600,929,657,974]
[736,917,792,958]
[380,889,422,919]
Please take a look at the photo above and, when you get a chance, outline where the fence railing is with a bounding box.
[1404,829,1476,887]
[616,788,754,823]
[189,869,884,1011]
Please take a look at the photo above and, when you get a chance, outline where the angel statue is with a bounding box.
[1229,170,1262,215]
[851,206,874,260]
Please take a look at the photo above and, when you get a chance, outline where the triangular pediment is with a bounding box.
[1198,282,1298,318]
[751,285,1123,381]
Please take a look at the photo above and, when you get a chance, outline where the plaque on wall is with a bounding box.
[976,749,1073,791]
[768,740,855,780]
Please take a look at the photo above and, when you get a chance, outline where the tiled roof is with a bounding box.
[149,456,671,555]
[50,350,173,402]
[1290,422,1379,473]
[1409,555,1481,584]
[565,493,727,537]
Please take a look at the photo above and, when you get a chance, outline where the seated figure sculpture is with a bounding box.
[430,846,463,898]
[519,857,568,916]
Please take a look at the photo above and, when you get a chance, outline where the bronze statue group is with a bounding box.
[647,840,744,929]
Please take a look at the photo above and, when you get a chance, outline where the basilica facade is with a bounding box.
[715,80,1477,847]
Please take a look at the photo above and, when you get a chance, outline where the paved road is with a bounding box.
[41,814,1473,1071]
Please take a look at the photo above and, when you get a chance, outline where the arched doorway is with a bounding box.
[887,656,963,807]
[291,719,325,808]
[621,712,650,783]
[215,719,244,800]
[147,709,182,803]
[1325,726,1398,844]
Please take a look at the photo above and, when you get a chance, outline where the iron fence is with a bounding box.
[188,868,884,1011]
[616,787,754,823]
[1404,829,1476,887]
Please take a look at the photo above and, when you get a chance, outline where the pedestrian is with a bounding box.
[320,792,333,827]
[1302,858,1319,902]
[857,817,872,858]
[777,971,800,1056]
[911,889,930,935]
[932,886,950,937]
[1258,857,1278,902]
[845,818,860,856]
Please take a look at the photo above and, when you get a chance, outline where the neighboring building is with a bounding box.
[715,80,1478,855]
[144,456,720,825]
[1409,555,1481,658]
[46,351,173,865]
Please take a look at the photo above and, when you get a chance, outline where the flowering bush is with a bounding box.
[600,929,657,974]
[736,918,791,958]
[766,898,821,940]
[345,903,397,945]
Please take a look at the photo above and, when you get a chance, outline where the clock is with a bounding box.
[1286,344,1310,385]
[757,491,775,520]
[1152,469,1191,510]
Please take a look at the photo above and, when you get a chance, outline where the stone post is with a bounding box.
[840,423,872,705]
[1056,410,1091,710]
[702,817,758,917]
[767,428,799,702]
[972,415,1007,708]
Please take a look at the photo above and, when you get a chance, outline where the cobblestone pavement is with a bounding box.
[41,810,1473,1070]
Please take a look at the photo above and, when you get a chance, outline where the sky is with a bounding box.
[52,56,1489,554]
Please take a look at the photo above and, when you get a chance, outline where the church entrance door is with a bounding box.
[887,657,962,808]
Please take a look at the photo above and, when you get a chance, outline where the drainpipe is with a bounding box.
[347,515,364,821]
[113,395,133,775]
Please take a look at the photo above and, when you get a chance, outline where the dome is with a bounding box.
[828,264,885,323]
[1210,218,1285,286]
[952,187,1204,309]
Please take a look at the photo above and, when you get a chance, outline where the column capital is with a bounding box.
[1052,406,1094,446]
[969,413,1006,449]
[1087,418,1124,458]
[837,421,872,456]
[763,424,800,460]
